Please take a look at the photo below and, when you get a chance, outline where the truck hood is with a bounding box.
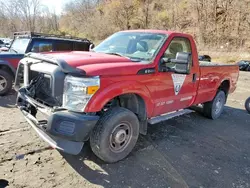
[43,51,152,76]
[0,51,23,58]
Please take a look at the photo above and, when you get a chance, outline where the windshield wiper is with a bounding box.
[105,52,125,57]
[10,48,18,54]
[105,52,141,61]
[104,52,144,62]
[127,56,148,62]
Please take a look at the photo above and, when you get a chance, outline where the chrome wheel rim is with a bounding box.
[0,75,7,92]
[109,122,132,153]
[214,97,223,114]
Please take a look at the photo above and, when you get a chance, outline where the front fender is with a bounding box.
[85,81,154,117]
[0,60,16,75]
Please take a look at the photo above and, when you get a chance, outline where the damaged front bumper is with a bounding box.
[16,88,99,155]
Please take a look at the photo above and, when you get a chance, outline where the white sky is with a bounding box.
[41,0,70,14]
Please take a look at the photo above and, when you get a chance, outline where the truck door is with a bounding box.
[152,37,199,116]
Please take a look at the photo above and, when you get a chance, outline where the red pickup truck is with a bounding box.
[15,30,239,163]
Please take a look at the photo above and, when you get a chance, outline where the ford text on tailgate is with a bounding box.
[15,30,239,163]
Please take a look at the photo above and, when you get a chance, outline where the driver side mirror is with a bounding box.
[159,52,191,74]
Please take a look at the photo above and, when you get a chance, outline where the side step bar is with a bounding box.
[148,109,194,125]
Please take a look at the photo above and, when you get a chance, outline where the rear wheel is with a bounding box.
[245,97,250,114]
[0,70,13,96]
[203,90,226,119]
[90,107,139,163]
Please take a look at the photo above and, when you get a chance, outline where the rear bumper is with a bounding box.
[16,88,99,155]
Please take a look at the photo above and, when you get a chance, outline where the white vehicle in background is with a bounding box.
[0,39,5,48]
[0,38,12,46]
[0,38,12,51]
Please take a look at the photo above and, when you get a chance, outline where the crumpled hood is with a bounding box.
[43,51,151,76]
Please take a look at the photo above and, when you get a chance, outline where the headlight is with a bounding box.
[63,75,100,112]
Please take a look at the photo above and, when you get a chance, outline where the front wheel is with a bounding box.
[90,107,140,163]
[0,70,13,96]
[245,97,250,114]
[203,90,226,120]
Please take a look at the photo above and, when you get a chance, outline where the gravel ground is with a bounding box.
[1,72,250,188]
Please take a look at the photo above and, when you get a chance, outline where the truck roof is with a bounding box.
[120,29,185,35]
[13,31,91,43]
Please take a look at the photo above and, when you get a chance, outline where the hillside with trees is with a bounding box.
[1,0,250,51]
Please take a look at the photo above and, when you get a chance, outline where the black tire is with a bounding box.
[203,90,226,120]
[247,66,250,72]
[0,69,13,96]
[90,107,140,163]
[245,97,250,114]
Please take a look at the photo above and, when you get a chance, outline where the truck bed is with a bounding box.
[194,62,239,105]
[199,61,236,67]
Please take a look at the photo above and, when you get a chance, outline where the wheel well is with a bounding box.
[0,64,15,78]
[101,93,148,135]
[219,80,230,96]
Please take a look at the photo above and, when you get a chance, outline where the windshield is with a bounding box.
[94,32,167,61]
[10,38,30,53]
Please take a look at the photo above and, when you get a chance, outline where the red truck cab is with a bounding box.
[15,30,239,163]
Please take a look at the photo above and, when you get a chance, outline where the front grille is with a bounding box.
[15,62,63,107]
[29,73,62,107]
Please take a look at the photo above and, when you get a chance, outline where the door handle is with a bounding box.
[192,73,197,83]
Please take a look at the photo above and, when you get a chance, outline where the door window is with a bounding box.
[74,42,89,51]
[54,41,73,51]
[31,41,52,52]
[163,37,192,69]
[164,37,191,58]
